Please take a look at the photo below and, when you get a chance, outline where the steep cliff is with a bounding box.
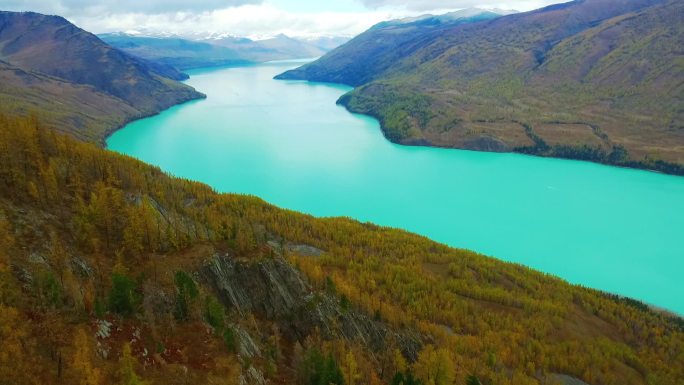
[201,254,422,359]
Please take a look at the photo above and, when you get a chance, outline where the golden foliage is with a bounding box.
[0,305,39,385]
[0,113,681,385]
[119,344,146,385]
[413,345,456,385]
[71,329,101,385]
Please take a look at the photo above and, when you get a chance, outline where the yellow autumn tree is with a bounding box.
[413,345,456,385]
[207,356,241,385]
[0,304,39,385]
[0,218,18,305]
[393,348,408,374]
[0,218,11,272]
[119,343,147,385]
[71,328,101,385]
[342,349,361,385]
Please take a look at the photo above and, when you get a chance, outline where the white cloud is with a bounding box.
[361,0,563,12]
[0,0,570,38]
[70,4,412,38]
[0,0,261,15]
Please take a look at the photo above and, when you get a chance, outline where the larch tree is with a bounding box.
[413,345,456,385]
[119,343,146,385]
[0,304,39,385]
[71,328,101,385]
[342,349,361,385]
[0,218,18,305]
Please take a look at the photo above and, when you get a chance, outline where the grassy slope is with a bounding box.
[0,113,682,385]
[279,0,684,175]
[0,61,140,141]
[0,11,204,143]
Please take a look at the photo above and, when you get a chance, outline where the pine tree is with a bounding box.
[173,271,198,321]
[108,272,137,316]
[204,294,225,330]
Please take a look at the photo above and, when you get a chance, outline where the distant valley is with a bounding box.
[99,32,350,70]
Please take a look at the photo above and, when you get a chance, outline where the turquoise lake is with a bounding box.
[107,61,684,315]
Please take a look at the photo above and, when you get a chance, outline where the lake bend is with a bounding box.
[107,61,684,315]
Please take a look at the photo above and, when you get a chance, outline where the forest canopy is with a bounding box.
[0,113,682,385]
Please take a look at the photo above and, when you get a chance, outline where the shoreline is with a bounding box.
[333,95,684,178]
[276,69,684,177]
[100,92,207,148]
[108,63,684,316]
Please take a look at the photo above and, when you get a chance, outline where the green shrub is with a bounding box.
[204,295,225,330]
[223,327,237,353]
[108,273,137,316]
[173,271,198,321]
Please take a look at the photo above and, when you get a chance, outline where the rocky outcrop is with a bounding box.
[267,240,324,257]
[463,136,509,152]
[200,254,422,360]
[232,324,261,358]
[549,374,592,385]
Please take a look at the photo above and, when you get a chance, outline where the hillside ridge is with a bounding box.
[277,0,684,175]
[0,10,205,142]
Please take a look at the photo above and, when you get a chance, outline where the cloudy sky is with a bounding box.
[0,0,565,38]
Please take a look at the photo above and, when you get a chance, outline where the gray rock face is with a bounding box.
[201,255,308,319]
[266,240,324,257]
[71,256,93,277]
[463,135,509,152]
[285,244,324,257]
[549,374,592,385]
[239,366,266,385]
[200,254,421,360]
[28,252,48,265]
[232,324,261,358]
[11,263,33,289]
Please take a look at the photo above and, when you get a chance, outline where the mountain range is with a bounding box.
[0,11,204,142]
[277,0,684,175]
[277,8,507,86]
[99,33,350,70]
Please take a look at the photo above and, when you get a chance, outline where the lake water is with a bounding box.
[107,61,684,314]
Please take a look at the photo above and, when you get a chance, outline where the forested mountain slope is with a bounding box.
[0,11,204,142]
[0,113,682,385]
[277,0,684,175]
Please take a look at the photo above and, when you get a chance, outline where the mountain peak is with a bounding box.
[371,7,510,29]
